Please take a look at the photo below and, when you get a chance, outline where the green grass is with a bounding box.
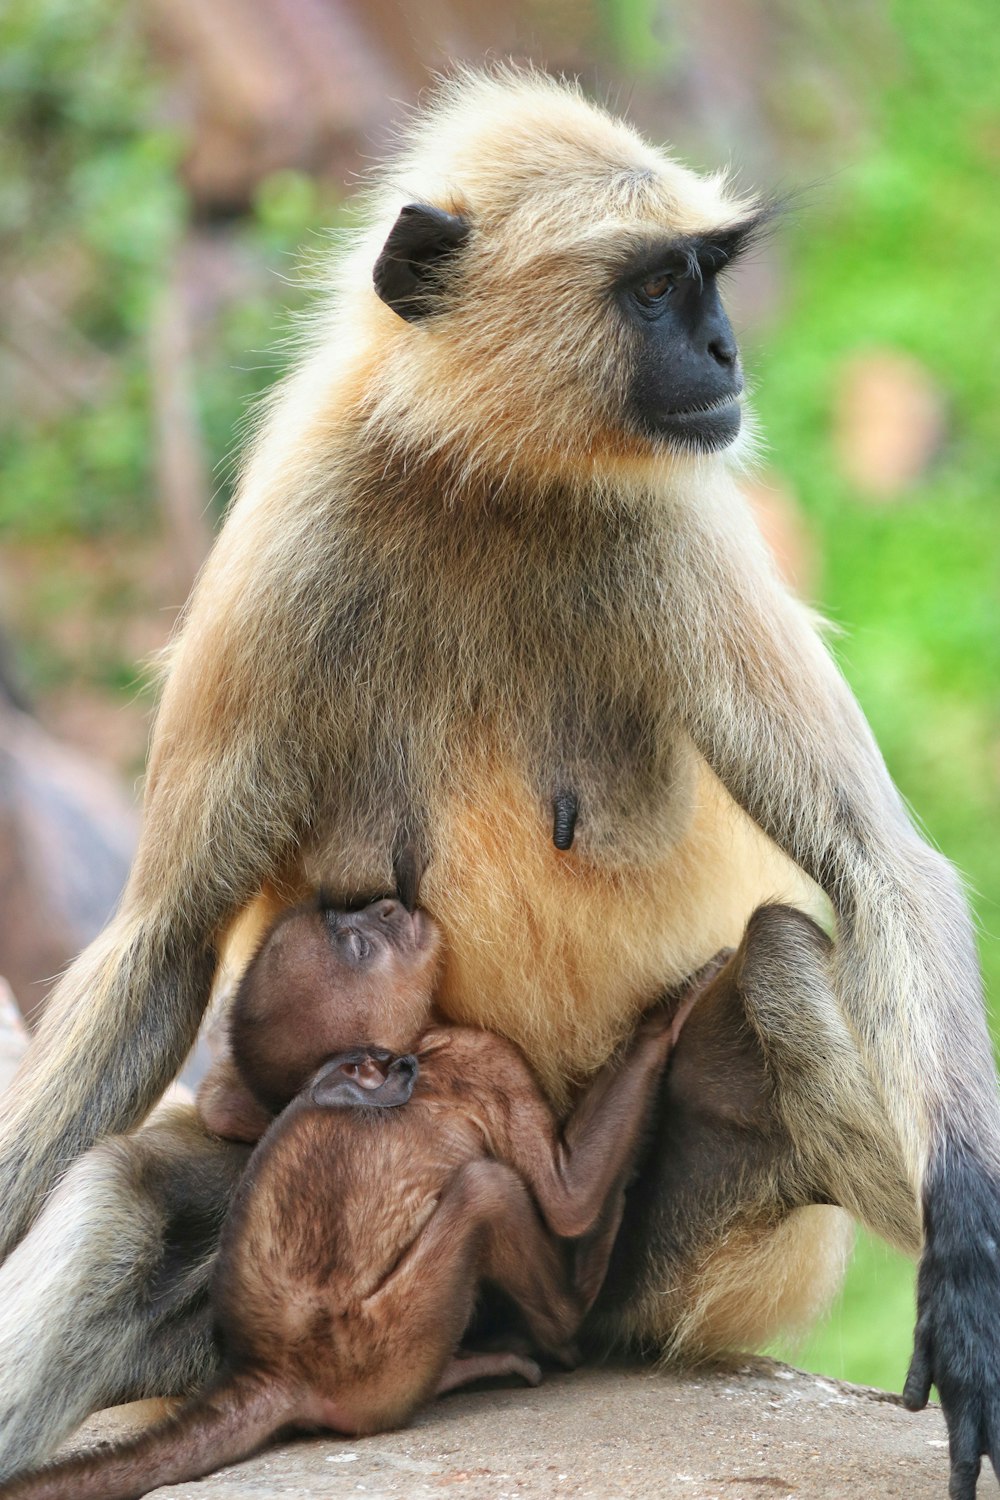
[755,0,1000,1386]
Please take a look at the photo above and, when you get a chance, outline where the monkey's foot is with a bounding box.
[436,1350,542,1396]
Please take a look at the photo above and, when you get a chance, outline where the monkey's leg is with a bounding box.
[474,1167,589,1366]
[587,905,918,1362]
[665,492,1000,1490]
[345,1160,582,1434]
[0,1105,244,1481]
[568,964,729,1314]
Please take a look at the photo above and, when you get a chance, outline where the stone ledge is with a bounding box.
[68,1358,948,1499]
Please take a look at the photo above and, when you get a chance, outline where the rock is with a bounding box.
[0,977,28,1093]
[834,350,947,499]
[66,1359,948,1499]
[0,695,137,1022]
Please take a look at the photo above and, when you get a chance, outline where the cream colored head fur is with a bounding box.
[302,67,761,488]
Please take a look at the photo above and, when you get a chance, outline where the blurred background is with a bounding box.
[0,0,997,1391]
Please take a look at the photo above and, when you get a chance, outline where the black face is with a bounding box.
[372,202,776,456]
[616,217,771,452]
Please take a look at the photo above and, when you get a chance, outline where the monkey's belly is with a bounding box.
[422,757,819,1105]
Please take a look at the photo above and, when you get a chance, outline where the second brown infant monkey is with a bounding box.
[5,896,709,1500]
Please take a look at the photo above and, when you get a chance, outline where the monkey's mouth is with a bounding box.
[658,394,742,451]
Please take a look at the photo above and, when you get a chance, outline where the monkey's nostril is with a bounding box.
[708,336,737,367]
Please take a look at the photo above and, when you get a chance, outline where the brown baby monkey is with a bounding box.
[2,895,693,1500]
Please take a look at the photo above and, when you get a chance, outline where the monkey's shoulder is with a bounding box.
[251,1094,406,1170]
[236,1096,441,1225]
[416,1024,534,1080]
[411,1025,548,1122]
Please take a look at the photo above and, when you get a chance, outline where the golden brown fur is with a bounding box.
[2,896,685,1499]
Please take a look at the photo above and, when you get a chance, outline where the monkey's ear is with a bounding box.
[373,204,470,322]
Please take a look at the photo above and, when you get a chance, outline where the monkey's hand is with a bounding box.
[638,948,734,1049]
[903,1155,1000,1500]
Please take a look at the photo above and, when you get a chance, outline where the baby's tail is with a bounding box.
[0,1372,286,1500]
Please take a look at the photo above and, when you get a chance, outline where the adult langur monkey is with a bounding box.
[0,67,995,1496]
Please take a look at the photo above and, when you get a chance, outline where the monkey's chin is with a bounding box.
[657,398,742,453]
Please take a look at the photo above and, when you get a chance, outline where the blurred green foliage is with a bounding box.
[0,0,322,539]
[0,0,183,534]
[755,0,1000,1388]
[0,0,997,1398]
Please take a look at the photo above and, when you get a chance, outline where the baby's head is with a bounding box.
[230,896,440,1112]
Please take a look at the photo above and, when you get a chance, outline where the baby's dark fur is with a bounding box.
[1,897,688,1500]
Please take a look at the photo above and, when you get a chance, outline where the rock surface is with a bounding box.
[70,1359,949,1499]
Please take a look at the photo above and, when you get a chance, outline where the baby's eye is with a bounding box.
[340,930,369,962]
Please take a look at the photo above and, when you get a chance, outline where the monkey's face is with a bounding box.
[318,899,440,1052]
[230,898,440,1111]
[364,73,771,473]
[612,237,746,452]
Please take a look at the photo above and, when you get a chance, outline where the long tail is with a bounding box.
[0,1373,285,1500]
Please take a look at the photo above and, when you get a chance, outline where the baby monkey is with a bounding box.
[3,896,694,1500]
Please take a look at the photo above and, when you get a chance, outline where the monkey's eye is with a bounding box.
[636,271,675,306]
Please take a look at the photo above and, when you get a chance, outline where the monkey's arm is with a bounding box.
[440,997,686,1244]
[0,492,330,1255]
[197,1057,274,1144]
[670,485,1000,1498]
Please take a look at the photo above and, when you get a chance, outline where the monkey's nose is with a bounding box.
[368,898,403,924]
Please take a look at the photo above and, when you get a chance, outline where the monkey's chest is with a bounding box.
[417,754,803,1104]
[304,702,804,1104]
[308,676,697,892]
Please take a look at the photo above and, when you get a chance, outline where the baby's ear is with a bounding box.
[311,1079,364,1109]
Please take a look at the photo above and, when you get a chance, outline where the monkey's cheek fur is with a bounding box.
[656,398,743,453]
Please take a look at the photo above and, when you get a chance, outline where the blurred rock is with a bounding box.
[744,472,819,597]
[144,0,398,211]
[834,350,947,499]
[141,0,613,216]
[0,690,137,1024]
[0,977,29,1093]
[36,685,152,785]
